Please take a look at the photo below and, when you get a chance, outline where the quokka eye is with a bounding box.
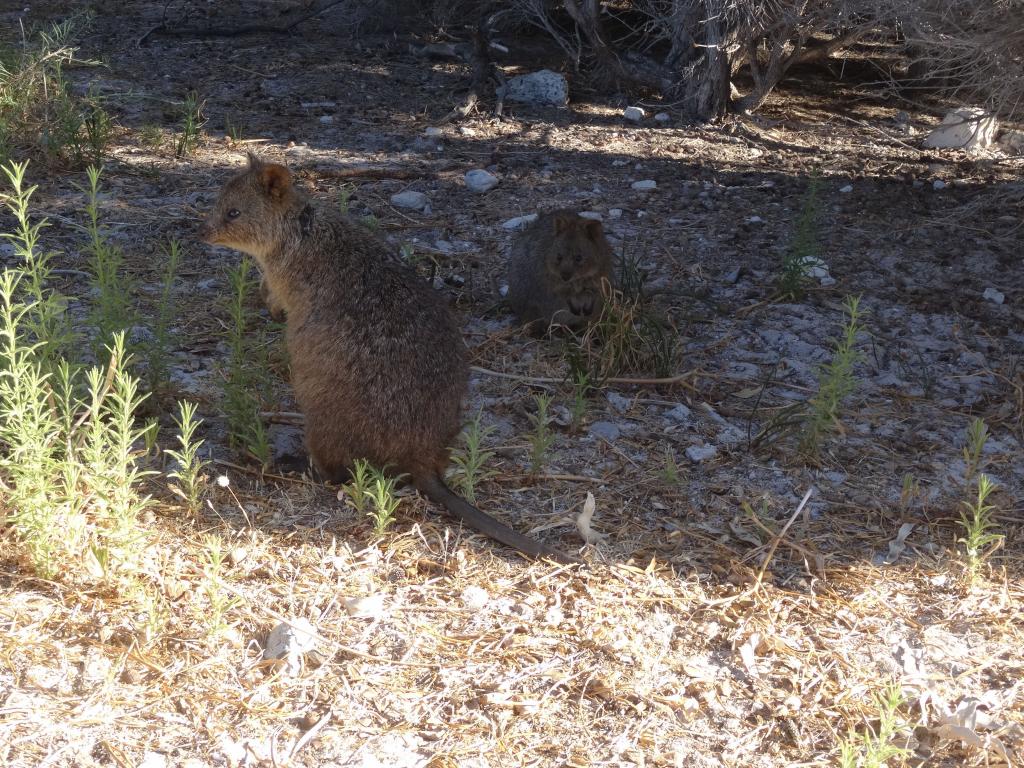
[573,253,583,264]
[227,209,241,220]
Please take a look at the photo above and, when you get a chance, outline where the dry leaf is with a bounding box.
[576,492,607,544]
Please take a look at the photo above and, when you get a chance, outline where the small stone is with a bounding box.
[465,169,499,193]
[933,179,946,190]
[501,213,538,230]
[461,586,489,611]
[344,594,386,619]
[685,444,717,463]
[723,266,742,284]
[612,159,629,167]
[606,391,631,413]
[983,287,1005,305]
[390,190,429,211]
[922,107,998,151]
[608,208,623,219]
[227,547,248,566]
[424,126,443,137]
[665,404,691,423]
[654,112,670,123]
[318,115,333,124]
[578,211,602,220]
[589,421,621,442]
[624,106,646,121]
[502,69,569,106]
[839,184,853,193]
[264,619,319,676]
[631,179,657,191]
[747,215,763,224]
[137,752,168,768]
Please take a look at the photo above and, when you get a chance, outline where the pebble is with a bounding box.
[982,287,1005,305]
[631,179,657,191]
[839,184,853,193]
[501,213,538,230]
[390,190,429,211]
[665,404,691,423]
[465,169,499,193]
[685,444,718,463]
[424,126,443,137]
[933,179,947,190]
[264,619,319,676]
[654,112,670,123]
[606,391,631,413]
[608,208,623,218]
[624,106,645,121]
[589,421,621,442]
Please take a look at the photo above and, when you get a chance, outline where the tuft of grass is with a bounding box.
[145,238,180,399]
[167,400,208,515]
[364,465,403,536]
[958,473,1003,586]
[0,15,112,168]
[221,256,270,466]
[799,295,863,458]
[661,446,681,485]
[337,184,354,214]
[362,212,380,231]
[527,393,556,474]
[778,173,821,301]
[201,534,241,639]
[568,367,593,434]
[223,116,243,143]
[1,160,152,581]
[577,252,678,382]
[341,458,373,516]
[837,682,913,768]
[449,410,497,503]
[83,164,137,363]
[174,91,204,158]
[137,124,163,150]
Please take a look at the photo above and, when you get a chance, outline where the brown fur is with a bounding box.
[506,210,614,333]
[200,154,570,562]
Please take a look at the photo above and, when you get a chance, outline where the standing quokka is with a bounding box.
[200,154,570,563]
[506,210,614,334]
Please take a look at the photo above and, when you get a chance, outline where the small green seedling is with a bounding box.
[167,400,208,515]
[450,410,497,503]
[527,393,556,474]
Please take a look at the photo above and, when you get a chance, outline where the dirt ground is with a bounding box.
[1,3,1023,767]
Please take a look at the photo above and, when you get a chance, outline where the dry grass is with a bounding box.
[2,3,1024,766]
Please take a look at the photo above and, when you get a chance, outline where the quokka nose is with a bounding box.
[560,270,574,281]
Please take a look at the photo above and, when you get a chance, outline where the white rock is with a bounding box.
[344,593,386,619]
[461,586,489,611]
[424,126,443,137]
[502,69,569,106]
[747,215,763,224]
[578,211,602,220]
[606,391,631,413]
[998,129,1024,151]
[137,753,168,768]
[464,169,499,193]
[624,106,646,122]
[589,421,621,442]
[922,107,998,151]
[612,159,629,167]
[932,179,946,190]
[654,112,670,123]
[608,208,623,219]
[685,444,717,463]
[631,179,657,191]
[264,618,319,676]
[839,184,853,193]
[665,404,691,423]
[390,190,429,211]
[501,213,538,230]
[318,115,333,124]
[983,287,1005,305]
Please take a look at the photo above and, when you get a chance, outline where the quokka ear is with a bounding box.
[552,212,574,235]
[583,219,604,241]
[258,163,292,201]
